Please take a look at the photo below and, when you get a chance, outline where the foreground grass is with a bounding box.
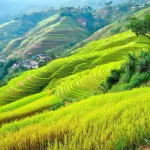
[0,87,150,149]
[0,92,49,113]
[0,94,62,125]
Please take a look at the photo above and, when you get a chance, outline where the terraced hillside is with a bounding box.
[71,7,150,51]
[3,14,90,59]
[0,10,57,52]
[0,21,17,51]
[0,29,150,149]
[0,30,149,105]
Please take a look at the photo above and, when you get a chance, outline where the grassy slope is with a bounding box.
[3,14,90,58]
[0,87,150,149]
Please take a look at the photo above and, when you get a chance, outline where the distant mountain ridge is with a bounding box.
[0,0,129,24]
[8,0,127,6]
[0,14,90,59]
[0,9,57,51]
[61,0,128,8]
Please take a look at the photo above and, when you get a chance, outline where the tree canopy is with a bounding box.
[127,14,150,38]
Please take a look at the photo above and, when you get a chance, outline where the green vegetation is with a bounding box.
[102,49,150,93]
[128,14,150,38]
[0,87,150,149]
[71,7,150,51]
[0,9,57,51]
[2,5,150,85]
[0,30,149,149]
[0,30,149,106]
[60,6,105,32]
[3,15,90,59]
[0,94,62,125]
[0,13,91,84]
[0,59,17,81]
[0,6,150,150]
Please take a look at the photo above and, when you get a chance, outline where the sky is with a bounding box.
[6,0,128,7]
[7,0,69,6]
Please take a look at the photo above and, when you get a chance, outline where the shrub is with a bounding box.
[136,50,150,73]
[111,26,122,35]
[128,73,150,89]
[101,50,150,93]
[101,69,121,93]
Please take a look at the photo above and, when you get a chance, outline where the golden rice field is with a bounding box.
[0,87,150,149]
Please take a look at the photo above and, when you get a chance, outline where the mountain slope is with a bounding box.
[0,4,150,150]
[0,10,57,52]
[2,14,90,59]
[0,30,149,105]
[71,7,150,51]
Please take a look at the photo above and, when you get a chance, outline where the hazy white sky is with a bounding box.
[7,0,127,5]
[7,0,68,4]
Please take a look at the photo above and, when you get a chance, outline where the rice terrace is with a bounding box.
[0,0,150,150]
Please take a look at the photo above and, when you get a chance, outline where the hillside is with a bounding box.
[71,7,150,50]
[0,28,150,149]
[0,87,150,149]
[0,9,57,52]
[2,3,149,58]
[0,3,150,149]
[2,14,90,59]
[0,6,106,85]
[0,30,149,104]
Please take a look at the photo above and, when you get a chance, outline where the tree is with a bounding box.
[60,7,74,17]
[127,14,150,38]
[105,1,113,7]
